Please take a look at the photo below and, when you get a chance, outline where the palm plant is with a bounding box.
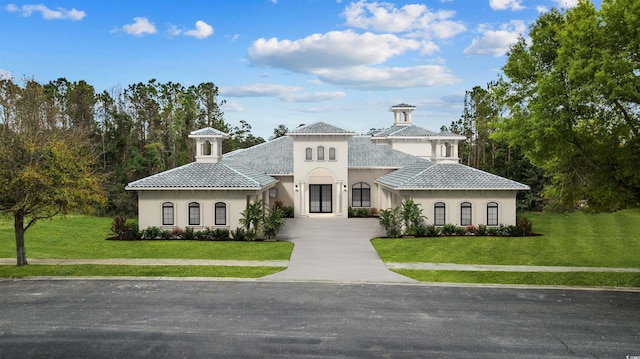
[378,207,403,238]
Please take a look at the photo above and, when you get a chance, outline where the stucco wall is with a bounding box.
[390,140,431,159]
[375,187,519,226]
[347,168,395,210]
[269,176,294,209]
[137,190,260,231]
[401,190,519,226]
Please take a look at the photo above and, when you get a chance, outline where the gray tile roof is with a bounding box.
[287,122,356,135]
[189,127,229,136]
[376,162,530,190]
[371,125,465,138]
[126,162,277,189]
[223,136,293,175]
[348,137,430,168]
[390,103,416,108]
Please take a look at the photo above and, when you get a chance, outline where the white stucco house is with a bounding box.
[126,104,529,231]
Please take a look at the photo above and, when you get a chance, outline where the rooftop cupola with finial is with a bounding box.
[188,127,229,163]
[390,103,416,126]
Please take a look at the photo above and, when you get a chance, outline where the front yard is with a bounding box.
[372,209,640,286]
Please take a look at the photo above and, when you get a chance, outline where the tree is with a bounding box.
[495,0,640,211]
[269,124,289,140]
[0,79,106,265]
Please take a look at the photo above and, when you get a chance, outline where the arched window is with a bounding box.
[203,140,212,155]
[434,202,446,226]
[214,202,227,226]
[351,182,371,207]
[305,147,312,161]
[329,147,336,161]
[460,202,472,226]
[444,142,452,157]
[317,146,325,160]
[487,202,499,226]
[162,202,174,226]
[188,202,200,226]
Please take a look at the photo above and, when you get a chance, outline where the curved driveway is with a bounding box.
[263,217,415,283]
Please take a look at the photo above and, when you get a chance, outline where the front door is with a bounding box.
[309,184,332,213]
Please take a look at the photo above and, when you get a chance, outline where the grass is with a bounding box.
[372,209,640,268]
[0,215,293,261]
[393,270,640,287]
[0,265,285,278]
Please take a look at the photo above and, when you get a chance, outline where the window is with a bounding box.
[305,147,312,161]
[317,146,325,160]
[203,140,212,155]
[434,202,446,226]
[188,202,200,226]
[162,202,174,226]
[214,202,227,226]
[269,188,278,198]
[460,202,472,226]
[487,202,498,226]
[351,182,371,207]
[329,147,336,160]
[445,142,452,157]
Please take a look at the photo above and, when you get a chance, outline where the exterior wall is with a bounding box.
[390,139,431,159]
[292,135,350,217]
[137,189,264,231]
[268,176,294,209]
[348,168,395,210]
[400,190,519,226]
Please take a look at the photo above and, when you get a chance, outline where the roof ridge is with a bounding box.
[223,162,264,187]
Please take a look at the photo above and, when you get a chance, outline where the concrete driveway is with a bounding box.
[263,217,415,283]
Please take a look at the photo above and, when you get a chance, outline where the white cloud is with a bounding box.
[420,40,440,55]
[248,30,420,73]
[536,6,549,13]
[281,91,346,102]
[314,64,460,90]
[221,83,302,97]
[489,0,525,11]
[121,17,157,36]
[6,3,85,20]
[220,100,244,112]
[184,20,214,39]
[0,69,13,80]
[220,83,345,103]
[463,20,526,57]
[341,1,465,38]
[555,0,579,8]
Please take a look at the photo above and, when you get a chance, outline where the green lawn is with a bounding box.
[0,215,293,261]
[0,265,285,278]
[372,209,640,268]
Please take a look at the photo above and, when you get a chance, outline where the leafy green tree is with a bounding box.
[0,79,106,265]
[495,0,640,211]
[269,124,289,140]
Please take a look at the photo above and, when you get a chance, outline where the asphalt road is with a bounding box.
[0,279,638,358]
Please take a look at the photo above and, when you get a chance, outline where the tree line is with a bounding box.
[2,78,267,216]
[447,0,639,212]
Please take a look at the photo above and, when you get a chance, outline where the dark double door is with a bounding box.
[309,184,332,213]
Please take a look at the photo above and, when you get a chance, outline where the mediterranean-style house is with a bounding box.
[126,104,529,231]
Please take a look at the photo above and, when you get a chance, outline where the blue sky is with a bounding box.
[0,0,592,138]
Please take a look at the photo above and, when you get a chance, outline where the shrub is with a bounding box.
[424,224,440,237]
[170,226,185,239]
[476,224,488,236]
[507,225,524,237]
[401,199,426,236]
[273,201,294,218]
[356,208,369,217]
[264,207,286,240]
[230,227,248,241]
[464,224,477,235]
[183,227,196,241]
[110,216,129,240]
[240,201,264,236]
[378,207,403,238]
[141,226,163,240]
[517,217,533,236]
[413,223,430,237]
[213,228,230,240]
[440,224,460,236]
[368,207,378,217]
[159,230,171,240]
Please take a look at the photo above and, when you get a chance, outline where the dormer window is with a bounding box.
[317,146,325,160]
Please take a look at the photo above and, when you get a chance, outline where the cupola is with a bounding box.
[188,127,229,163]
[389,103,416,126]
